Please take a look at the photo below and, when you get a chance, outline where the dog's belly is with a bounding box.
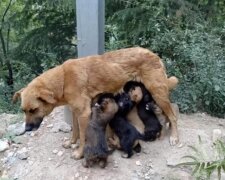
[127,107,145,134]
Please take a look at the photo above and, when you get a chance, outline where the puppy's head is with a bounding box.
[96,93,118,115]
[123,81,144,103]
[13,86,56,131]
[115,92,133,113]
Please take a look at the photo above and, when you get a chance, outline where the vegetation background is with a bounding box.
[0,0,225,117]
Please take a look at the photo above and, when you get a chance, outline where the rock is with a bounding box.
[0,127,6,138]
[13,136,26,144]
[53,149,58,154]
[0,170,9,179]
[178,143,184,148]
[212,129,222,142]
[57,151,64,157]
[28,160,34,165]
[48,158,52,161]
[71,144,78,149]
[51,121,71,133]
[47,124,53,128]
[30,132,35,137]
[0,140,9,152]
[17,147,28,160]
[7,122,25,136]
[166,170,192,180]
[166,155,181,167]
[136,161,141,166]
[75,173,80,178]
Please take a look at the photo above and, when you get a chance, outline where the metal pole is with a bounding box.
[64,0,105,125]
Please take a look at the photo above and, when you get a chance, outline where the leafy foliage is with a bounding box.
[177,137,225,179]
[105,0,225,117]
[0,0,225,117]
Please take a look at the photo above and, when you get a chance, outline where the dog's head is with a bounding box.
[13,86,56,132]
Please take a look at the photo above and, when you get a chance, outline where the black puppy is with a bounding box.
[109,92,145,158]
[124,81,162,141]
[83,93,118,168]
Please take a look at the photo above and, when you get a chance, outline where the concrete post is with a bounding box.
[64,0,105,125]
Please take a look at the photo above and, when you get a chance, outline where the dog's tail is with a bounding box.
[167,76,178,91]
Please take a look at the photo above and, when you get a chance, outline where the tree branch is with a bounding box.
[1,0,13,27]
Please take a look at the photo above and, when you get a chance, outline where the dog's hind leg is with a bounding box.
[142,78,179,146]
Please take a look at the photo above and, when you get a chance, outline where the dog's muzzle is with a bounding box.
[25,118,43,131]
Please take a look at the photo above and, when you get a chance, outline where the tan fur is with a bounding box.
[13,47,179,159]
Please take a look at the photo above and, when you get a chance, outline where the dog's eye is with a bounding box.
[29,108,38,114]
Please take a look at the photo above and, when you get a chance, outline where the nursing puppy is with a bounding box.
[83,93,118,168]
[109,92,145,158]
[124,81,162,141]
[13,47,179,159]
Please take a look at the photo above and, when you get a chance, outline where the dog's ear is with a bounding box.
[12,88,25,103]
[38,89,56,104]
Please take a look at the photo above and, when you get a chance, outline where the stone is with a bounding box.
[75,173,80,178]
[0,140,9,152]
[212,129,222,142]
[136,161,141,166]
[51,121,71,133]
[0,127,6,138]
[17,147,28,160]
[7,122,25,136]
[47,124,53,128]
[57,151,64,157]
[53,149,58,154]
[13,136,26,144]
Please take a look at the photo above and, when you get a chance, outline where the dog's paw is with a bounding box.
[71,149,84,160]
[62,140,72,149]
[169,136,179,146]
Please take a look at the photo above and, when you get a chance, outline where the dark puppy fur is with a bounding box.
[124,81,162,141]
[83,93,118,168]
[109,92,145,158]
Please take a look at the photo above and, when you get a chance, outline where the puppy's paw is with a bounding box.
[82,159,88,168]
[71,149,84,159]
[121,153,129,158]
[169,136,179,146]
[99,160,107,168]
[62,140,72,149]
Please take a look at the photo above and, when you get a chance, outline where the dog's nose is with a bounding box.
[25,123,34,131]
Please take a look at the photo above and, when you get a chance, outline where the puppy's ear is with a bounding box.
[38,89,56,104]
[12,88,25,103]
[100,100,108,111]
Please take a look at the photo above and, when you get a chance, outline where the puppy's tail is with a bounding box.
[167,76,178,91]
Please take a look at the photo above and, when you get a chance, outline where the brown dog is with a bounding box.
[13,47,179,159]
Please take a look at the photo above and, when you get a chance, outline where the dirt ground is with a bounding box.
[0,106,225,180]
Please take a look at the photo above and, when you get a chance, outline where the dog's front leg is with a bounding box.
[71,101,91,159]
[63,111,79,149]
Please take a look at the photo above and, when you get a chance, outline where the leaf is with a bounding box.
[218,166,221,180]
[215,85,220,91]
[192,163,200,175]
[182,155,198,161]
[176,161,199,167]
[188,145,199,153]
